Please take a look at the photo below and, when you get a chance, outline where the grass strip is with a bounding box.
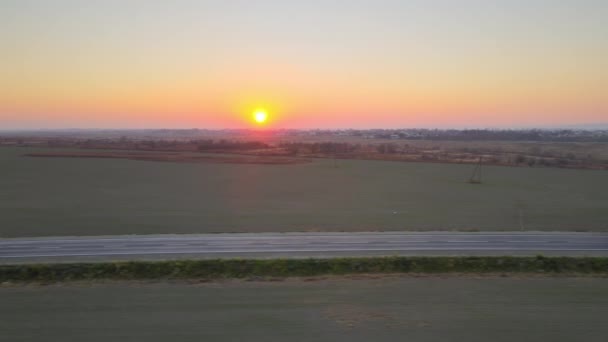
[1,256,608,283]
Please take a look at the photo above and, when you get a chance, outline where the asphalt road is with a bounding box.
[1,232,608,263]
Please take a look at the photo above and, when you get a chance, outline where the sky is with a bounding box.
[1,0,607,129]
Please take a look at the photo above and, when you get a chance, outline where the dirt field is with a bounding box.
[10,134,608,169]
[1,146,607,237]
[25,151,311,165]
[1,276,607,342]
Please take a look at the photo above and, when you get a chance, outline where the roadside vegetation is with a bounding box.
[2,256,607,283]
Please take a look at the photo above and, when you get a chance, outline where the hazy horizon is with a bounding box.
[2,0,607,129]
[2,122,608,132]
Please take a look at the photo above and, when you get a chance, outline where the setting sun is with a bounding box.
[253,109,268,124]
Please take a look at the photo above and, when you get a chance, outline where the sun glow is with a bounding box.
[253,109,268,124]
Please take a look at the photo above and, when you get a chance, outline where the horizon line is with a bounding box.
[2,124,608,132]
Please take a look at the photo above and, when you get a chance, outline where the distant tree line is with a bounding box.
[74,138,270,151]
[195,139,269,151]
[349,129,608,142]
[279,142,358,155]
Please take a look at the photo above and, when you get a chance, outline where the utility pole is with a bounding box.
[469,157,482,184]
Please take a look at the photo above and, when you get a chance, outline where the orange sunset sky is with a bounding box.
[1,1,607,129]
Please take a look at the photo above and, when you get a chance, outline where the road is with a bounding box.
[1,232,608,263]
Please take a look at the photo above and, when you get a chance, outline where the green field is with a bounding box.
[1,146,607,237]
[1,277,608,341]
